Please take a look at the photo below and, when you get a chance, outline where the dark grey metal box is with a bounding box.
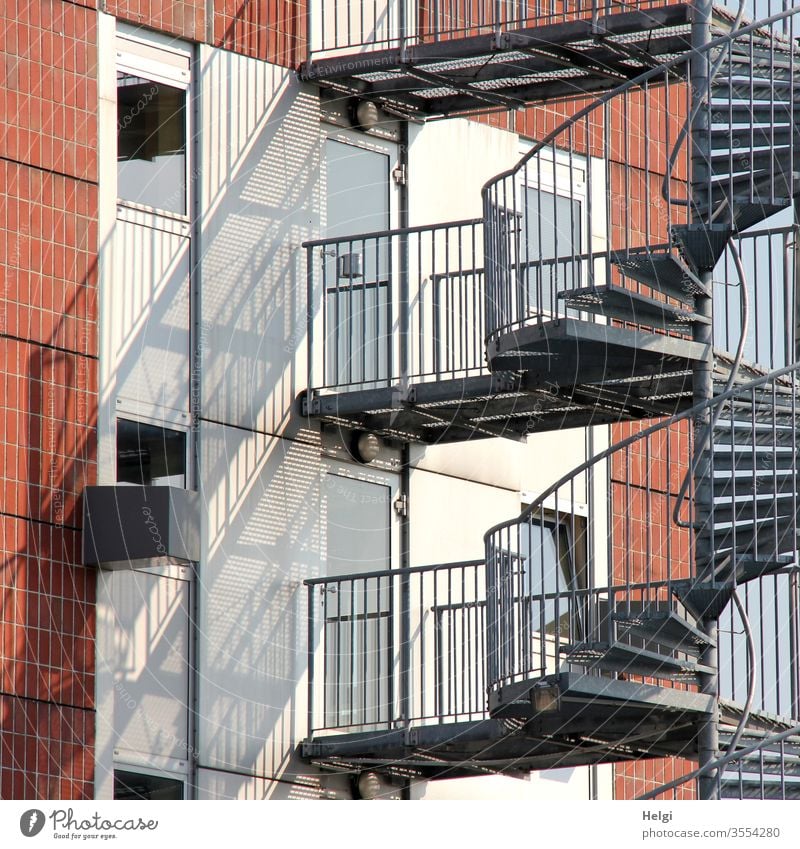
[83,485,200,568]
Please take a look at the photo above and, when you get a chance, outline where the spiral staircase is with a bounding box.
[300,2,800,799]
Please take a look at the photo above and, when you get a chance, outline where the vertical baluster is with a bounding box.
[308,583,315,734]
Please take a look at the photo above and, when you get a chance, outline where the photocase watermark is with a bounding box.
[112,678,197,763]
[141,506,168,556]
[20,810,46,838]
[117,84,159,133]
[19,807,159,839]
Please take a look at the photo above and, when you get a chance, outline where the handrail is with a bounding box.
[483,359,800,545]
[304,558,484,586]
[481,6,800,194]
[302,218,483,249]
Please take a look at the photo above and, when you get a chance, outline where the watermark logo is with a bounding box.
[20,810,46,837]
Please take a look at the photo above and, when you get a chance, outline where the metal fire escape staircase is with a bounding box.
[301,3,800,798]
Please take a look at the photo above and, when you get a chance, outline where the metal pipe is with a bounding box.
[691,0,719,798]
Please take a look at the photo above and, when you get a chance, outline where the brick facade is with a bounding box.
[2,0,98,801]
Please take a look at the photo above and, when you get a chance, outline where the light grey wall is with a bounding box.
[197,46,320,436]
[197,422,321,782]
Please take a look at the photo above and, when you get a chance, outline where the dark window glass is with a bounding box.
[114,770,184,800]
[117,419,186,487]
[117,73,186,213]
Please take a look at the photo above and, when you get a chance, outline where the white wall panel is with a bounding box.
[94,568,192,798]
[106,216,191,416]
[408,117,519,226]
[197,420,321,778]
[409,468,521,565]
[198,47,320,435]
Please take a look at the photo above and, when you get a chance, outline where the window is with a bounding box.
[114,770,184,800]
[116,30,191,215]
[520,187,583,315]
[117,74,187,213]
[520,516,585,639]
[116,418,187,487]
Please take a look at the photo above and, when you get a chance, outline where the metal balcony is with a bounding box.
[301,2,697,118]
[301,559,717,779]
[300,216,715,442]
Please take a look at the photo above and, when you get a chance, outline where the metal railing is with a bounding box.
[714,224,798,371]
[305,219,487,395]
[481,10,800,344]
[305,559,487,735]
[305,0,677,59]
[484,364,800,698]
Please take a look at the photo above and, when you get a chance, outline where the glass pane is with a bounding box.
[114,770,184,800]
[117,418,187,487]
[521,520,580,638]
[521,187,582,314]
[117,73,186,214]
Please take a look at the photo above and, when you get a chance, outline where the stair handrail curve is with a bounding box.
[483,360,800,699]
[483,360,800,547]
[480,5,799,195]
[480,6,800,343]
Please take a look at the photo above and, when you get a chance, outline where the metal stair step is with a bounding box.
[720,53,799,78]
[726,200,793,232]
[710,469,800,498]
[727,396,800,414]
[711,77,800,102]
[613,609,714,656]
[720,780,800,799]
[710,500,799,528]
[709,512,798,534]
[671,224,731,270]
[724,758,800,777]
[713,490,798,507]
[557,283,708,330]
[714,418,796,435]
[710,125,798,151]
[712,553,796,584]
[560,641,714,680]
[708,521,800,560]
[672,581,734,620]
[710,444,797,471]
[711,103,799,126]
[709,145,800,177]
[701,169,797,207]
[610,250,709,301]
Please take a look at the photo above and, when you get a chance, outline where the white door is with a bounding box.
[323,134,399,388]
[318,464,402,730]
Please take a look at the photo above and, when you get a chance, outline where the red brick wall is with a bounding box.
[1,1,98,800]
[616,757,697,800]
[213,0,305,65]
[105,0,205,42]
[106,0,306,67]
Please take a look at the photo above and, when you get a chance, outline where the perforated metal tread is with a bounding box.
[300,5,696,117]
[557,283,707,329]
[611,249,710,299]
[613,609,714,656]
[561,641,714,680]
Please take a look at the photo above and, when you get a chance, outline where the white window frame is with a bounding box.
[115,27,192,221]
[112,756,188,800]
[515,145,591,322]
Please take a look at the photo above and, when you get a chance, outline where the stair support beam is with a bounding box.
[692,0,720,802]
